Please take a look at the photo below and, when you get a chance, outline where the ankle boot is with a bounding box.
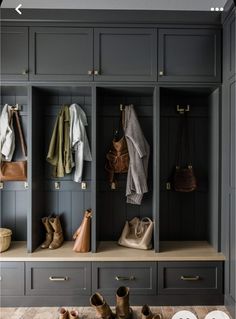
[116,286,132,319]
[58,307,68,319]
[49,215,64,249]
[69,310,79,319]
[141,305,162,319]
[41,217,53,249]
[90,292,115,319]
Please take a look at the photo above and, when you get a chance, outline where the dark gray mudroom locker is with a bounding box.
[0,0,235,317]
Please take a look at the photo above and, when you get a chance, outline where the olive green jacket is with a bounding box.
[47,105,72,177]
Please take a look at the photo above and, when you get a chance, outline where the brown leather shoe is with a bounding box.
[40,217,53,249]
[116,286,133,319]
[58,307,68,319]
[141,305,162,319]
[49,216,64,249]
[90,292,115,319]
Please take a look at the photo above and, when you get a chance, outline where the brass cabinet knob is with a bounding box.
[159,71,164,76]
[94,70,99,75]
[22,69,28,75]
[88,70,93,75]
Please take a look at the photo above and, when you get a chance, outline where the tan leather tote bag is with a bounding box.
[72,209,92,253]
[118,217,153,250]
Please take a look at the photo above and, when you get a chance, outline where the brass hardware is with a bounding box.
[166,182,171,190]
[55,182,60,190]
[88,70,93,75]
[177,105,190,115]
[120,104,124,111]
[111,182,116,190]
[94,70,99,75]
[49,276,69,281]
[24,182,29,189]
[115,276,136,281]
[81,181,87,190]
[0,182,3,189]
[22,69,28,75]
[181,275,200,281]
[10,104,21,111]
[159,71,164,76]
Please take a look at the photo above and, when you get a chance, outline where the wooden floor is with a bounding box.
[0,306,232,319]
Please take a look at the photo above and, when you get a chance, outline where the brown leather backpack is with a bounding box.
[105,110,129,189]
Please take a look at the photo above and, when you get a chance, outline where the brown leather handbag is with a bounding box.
[72,209,92,253]
[105,109,129,189]
[0,110,27,181]
[173,113,197,192]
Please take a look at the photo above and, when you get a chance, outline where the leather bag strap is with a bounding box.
[9,109,27,158]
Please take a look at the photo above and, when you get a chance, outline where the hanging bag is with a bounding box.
[118,217,154,250]
[72,209,92,253]
[173,113,197,192]
[0,109,27,181]
[105,109,129,189]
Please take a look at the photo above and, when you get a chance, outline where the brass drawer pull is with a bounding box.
[181,275,200,281]
[49,276,69,281]
[115,276,135,281]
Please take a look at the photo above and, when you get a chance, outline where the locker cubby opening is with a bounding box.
[31,86,93,252]
[96,86,156,250]
[0,86,29,241]
[159,86,220,252]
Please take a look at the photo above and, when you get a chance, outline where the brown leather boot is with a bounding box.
[116,286,132,319]
[90,292,115,319]
[69,310,79,319]
[48,216,64,249]
[58,307,68,319]
[141,305,162,319]
[41,217,53,249]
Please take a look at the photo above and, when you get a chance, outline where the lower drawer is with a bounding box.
[26,262,91,295]
[92,261,156,295]
[158,261,223,295]
[0,262,24,296]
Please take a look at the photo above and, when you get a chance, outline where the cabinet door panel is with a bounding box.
[223,13,236,80]
[94,28,157,81]
[30,27,93,81]
[1,27,28,81]
[158,29,221,82]
[0,262,25,296]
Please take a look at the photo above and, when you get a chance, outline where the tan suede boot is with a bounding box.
[69,310,79,319]
[116,286,132,319]
[49,216,64,249]
[58,307,68,319]
[141,305,162,319]
[90,292,115,319]
[40,217,53,249]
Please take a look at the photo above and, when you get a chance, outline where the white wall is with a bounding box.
[1,0,227,11]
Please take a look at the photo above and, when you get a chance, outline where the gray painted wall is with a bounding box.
[1,0,227,11]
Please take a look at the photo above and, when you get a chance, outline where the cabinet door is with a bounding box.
[1,27,29,81]
[0,262,25,296]
[223,13,236,80]
[94,28,157,81]
[158,29,221,82]
[30,27,93,81]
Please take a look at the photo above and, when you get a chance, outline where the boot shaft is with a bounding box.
[116,286,132,319]
[90,293,114,319]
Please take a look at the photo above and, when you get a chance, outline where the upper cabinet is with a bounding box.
[29,27,93,81]
[1,27,29,81]
[94,28,157,81]
[223,13,236,80]
[158,29,221,82]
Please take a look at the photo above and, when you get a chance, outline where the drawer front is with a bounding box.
[158,261,223,295]
[26,262,91,295]
[0,262,25,296]
[92,262,156,295]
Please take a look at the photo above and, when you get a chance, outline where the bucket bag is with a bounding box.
[72,209,92,253]
[173,113,197,192]
[0,109,27,181]
[118,217,154,250]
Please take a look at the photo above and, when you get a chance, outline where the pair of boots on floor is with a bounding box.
[59,308,79,319]
[41,215,64,249]
[90,287,161,319]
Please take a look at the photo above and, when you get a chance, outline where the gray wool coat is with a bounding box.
[124,105,150,205]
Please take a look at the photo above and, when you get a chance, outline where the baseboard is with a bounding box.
[0,294,224,307]
[225,294,236,318]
